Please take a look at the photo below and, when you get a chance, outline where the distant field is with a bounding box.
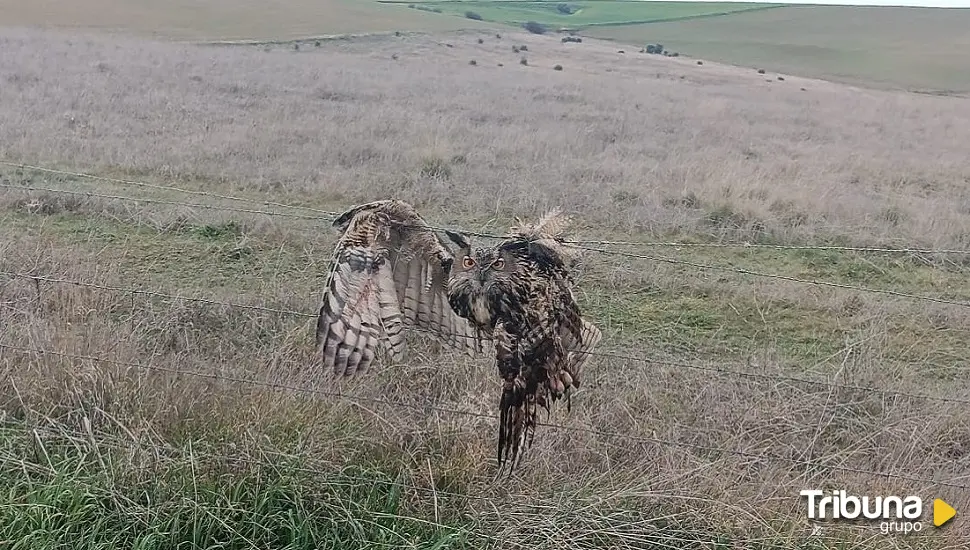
[388,0,779,27]
[3,0,970,91]
[0,0,489,40]
[586,5,970,92]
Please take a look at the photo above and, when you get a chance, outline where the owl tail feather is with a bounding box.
[498,386,549,476]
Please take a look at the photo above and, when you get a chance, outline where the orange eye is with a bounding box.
[492,257,505,269]
[461,256,475,269]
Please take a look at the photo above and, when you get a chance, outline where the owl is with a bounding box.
[315,199,602,472]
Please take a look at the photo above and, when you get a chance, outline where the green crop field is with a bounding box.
[386,0,780,27]
[584,5,970,92]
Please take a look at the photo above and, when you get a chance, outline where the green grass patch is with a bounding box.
[389,1,779,28]
[0,211,318,292]
[0,423,472,550]
[584,6,970,93]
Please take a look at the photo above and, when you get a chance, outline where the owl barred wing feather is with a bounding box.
[316,200,490,377]
[318,200,603,475]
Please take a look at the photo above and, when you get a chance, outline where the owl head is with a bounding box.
[443,230,518,288]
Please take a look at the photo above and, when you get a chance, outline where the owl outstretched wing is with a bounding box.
[316,199,492,377]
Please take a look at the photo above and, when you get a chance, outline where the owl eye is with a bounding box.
[491,257,505,270]
[461,256,476,269]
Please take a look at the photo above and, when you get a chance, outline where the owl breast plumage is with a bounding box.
[315,199,602,473]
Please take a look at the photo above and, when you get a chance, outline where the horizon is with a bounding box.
[663,0,970,7]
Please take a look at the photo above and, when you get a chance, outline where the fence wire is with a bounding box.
[5,160,970,255]
[2,342,967,491]
[0,160,338,216]
[3,270,969,408]
[0,183,328,220]
[3,182,970,310]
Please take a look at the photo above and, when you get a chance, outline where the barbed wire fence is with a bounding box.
[3,163,970,310]
[3,270,969,407]
[2,338,968,492]
[5,160,970,258]
[3,271,969,499]
[2,161,970,537]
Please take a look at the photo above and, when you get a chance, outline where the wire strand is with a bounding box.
[567,238,970,256]
[1,161,339,216]
[6,161,970,256]
[568,243,970,309]
[4,270,969,407]
[0,183,331,220]
[2,343,967,490]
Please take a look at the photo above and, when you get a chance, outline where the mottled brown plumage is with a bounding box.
[316,199,602,472]
[315,200,490,376]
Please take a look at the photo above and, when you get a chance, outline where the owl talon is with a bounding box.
[560,371,573,388]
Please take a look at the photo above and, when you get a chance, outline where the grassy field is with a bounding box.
[0,0,492,40]
[586,5,970,92]
[391,0,779,27]
[3,0,970,91]
[2,21,970,550]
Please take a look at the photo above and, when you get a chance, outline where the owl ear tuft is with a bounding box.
[444,229,471,251]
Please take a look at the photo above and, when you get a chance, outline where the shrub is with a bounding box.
[519,45,528,51]
[420,156,451,179]
[469,60,477,66]
[553,64,563,71]
[757,68,766,74]
[556,3,575,14]
[477,38,484,44]
[520,57,528,66]
[523,21,546,34]
[465,11,483,21]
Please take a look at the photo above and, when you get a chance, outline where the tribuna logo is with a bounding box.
[801,489,924,534]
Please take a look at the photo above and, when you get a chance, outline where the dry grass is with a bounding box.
[0,0,491,41]
[2,26,970,548]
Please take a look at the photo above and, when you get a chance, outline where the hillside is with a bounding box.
[0,0,493,40]
[1,21,969,550]
[586,5,970,93]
